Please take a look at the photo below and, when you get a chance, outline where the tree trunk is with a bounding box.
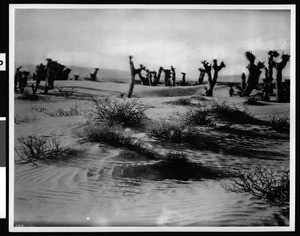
[205,71,214,96]
[128,57,141,98]
[241,64,256,97]
[198,70,205,85]
[275,69,284,102]
[241,73,246,92]
[181,73,186,86]
[128,74,135,98]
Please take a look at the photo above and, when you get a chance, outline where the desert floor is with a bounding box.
[13,80,290,227]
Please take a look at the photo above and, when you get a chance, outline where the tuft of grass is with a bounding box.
[14,115,37,124]
[32,106,48,113]
[78,123,133,147]
[147,121,198,143]
[184,107,215,126]
[244,97,266,106]
[15,136,79,165]
[223,165,289,209]
[45,103,80,117]
[167,98,192,106]
[210,102,258,124]
[89,97,148,127]
[191,95,208,101]
[78,123,157,160]
[268,115,290,133]
[55,87,76,98]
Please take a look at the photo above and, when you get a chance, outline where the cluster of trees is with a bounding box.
[237,50,290,103]
[128,55,226,97]
[15,58,72,94]
[136,64,182,87]
[128,51,289,102]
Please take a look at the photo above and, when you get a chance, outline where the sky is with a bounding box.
[15,8,291,78]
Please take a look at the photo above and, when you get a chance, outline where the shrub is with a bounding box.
[15,136,78,164]
[268,115,290,133]
[14,115,37,124]
[210,102,257,124]
[244,97,266,106]
[89,97,148,127]
[148,121,198,143]
[78,123,157,160]
[78,123,132,147]
[169,98,192,106]
[222,165,289,208]
[45,103,80,117]
[55,87,76,98]
[184,107,215,126]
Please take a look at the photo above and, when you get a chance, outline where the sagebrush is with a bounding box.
[15,136,78,164]
[222,165,289,209]
[89,97,148,127]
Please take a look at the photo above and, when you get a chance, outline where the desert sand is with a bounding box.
[13,80,290,227]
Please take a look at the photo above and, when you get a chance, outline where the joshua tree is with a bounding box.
[137,64,149,85]
[14,66,22,92]
[128,55,143,98]
[171,66,176,86]
[267,50,279,94]
[19,71,30,93]
[32,63,46,94]
[181,72,186,86]
[203,59,226,96]
[163,69,172,86]
[44,58,57,94]
[89,68,99,81]
[241,72,246,93]
[198,68,206,85]
[228,83,234,97]
[145,69,153,86]
[153,66,163,85]
[150,71,157,86]
[261,50,280,101]
[241,52,265,97]
[273,53,290,102]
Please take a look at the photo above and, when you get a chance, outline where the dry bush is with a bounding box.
[78,123,132,147]
[77,123,157,160]
[89,97,148,127]
[14,115,37,124]
[147,121,198,143]
[167,98,192,106]
[244,97,266,106]
[210,101,259,124]
[15,136,78,165]
[45,103,80,117]
[55,87,76,98]
[268,115,290,133]
[222,165,289,208]
[184,107,215,126]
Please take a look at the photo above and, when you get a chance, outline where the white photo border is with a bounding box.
[9,3,296,232]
